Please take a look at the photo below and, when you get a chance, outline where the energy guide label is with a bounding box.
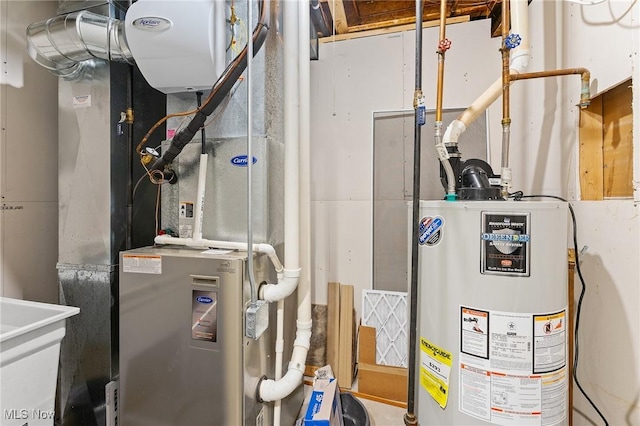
[459,306,568,426]
[420,338,452,409]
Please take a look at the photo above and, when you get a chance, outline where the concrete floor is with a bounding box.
[357,396,406,426]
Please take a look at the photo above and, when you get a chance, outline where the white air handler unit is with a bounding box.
[415,200,569,426]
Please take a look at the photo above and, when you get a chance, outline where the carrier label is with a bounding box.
[230,155,257,167]
[420,338,452,408]
[481,212,530,276]
[192,290,218,342]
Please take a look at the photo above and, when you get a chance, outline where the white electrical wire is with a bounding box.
[564,0,606,5]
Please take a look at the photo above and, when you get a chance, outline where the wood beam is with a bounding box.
[324,0,349,34]
[319,15,470,43]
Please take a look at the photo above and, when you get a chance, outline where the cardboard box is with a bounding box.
[357,325,408,403]
[303,378,343,426]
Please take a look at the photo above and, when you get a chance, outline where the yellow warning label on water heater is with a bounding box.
[420,338,452,409]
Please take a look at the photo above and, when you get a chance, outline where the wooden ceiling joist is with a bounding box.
[320,15,471,44]
[324,0,349,34]
[316,0,504,39]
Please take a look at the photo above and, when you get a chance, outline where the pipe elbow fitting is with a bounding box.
[257,244,283,272]
[442,120,467,146]
[509,50,530,74]
[259,369,304,402]
[154,234,174,245]
[261,268,300,302]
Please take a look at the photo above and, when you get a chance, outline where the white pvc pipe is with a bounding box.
[274,299,285,426]
[154,235,283,272]
[193,154,208,241]
[273,2,299,423]
[442,0,530,145]
[259,0,312,405]
[284,0,300,273]
[299,0,313,329]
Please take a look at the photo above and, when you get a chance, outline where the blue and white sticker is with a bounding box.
[419,216,445,246]
[230,155,258,167]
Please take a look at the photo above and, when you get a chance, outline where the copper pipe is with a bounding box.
[501,0,511,126]
[433,0,456,198]
[435,0,447,122]
[500,0,512,198]
[510,68,592,108]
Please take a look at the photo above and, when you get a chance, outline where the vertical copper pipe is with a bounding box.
[434,0,456,198]
[501,0,511,126]
[500,0,512,197]
[435,0,447,122]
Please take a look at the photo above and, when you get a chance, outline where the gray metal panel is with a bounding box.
[57,1,128,15]
[58,264,115,426]
[372,109,488,292]
[58,62,129,266]
[161,136,276,245]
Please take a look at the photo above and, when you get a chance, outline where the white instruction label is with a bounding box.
[122,254,162,274]
[461,307,489,358]
[533,311,567,374]
[179,224,193,238]
[73,95,92,108]
[459,306,568,426]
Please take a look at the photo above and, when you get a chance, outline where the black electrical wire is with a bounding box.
[510,192,609,426]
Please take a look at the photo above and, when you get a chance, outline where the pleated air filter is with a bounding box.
[362,290,408,367]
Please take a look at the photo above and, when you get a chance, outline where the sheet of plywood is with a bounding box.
[359,325,376,365]
[579,96,604,200]
[602,81,633,198]
[327,282,341,377]
[338,284,354,388]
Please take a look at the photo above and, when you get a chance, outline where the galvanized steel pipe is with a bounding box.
[405,1,423,424]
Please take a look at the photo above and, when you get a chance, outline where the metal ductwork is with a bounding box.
[26,10,132,79]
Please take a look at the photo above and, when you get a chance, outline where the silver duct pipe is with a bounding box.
[26,10,133,79]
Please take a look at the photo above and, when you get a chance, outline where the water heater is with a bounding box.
[416,200,569,426]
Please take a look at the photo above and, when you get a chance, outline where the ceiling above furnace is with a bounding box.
[311,0,507,40]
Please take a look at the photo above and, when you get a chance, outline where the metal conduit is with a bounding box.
[405,1,423,424]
